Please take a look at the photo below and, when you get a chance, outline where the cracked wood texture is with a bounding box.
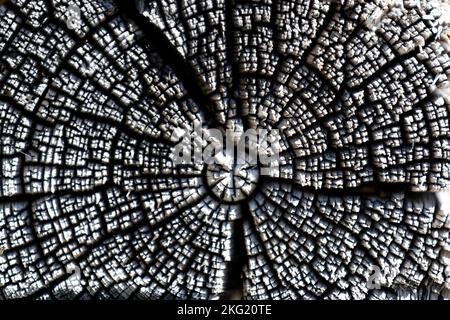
[0,0,450,300]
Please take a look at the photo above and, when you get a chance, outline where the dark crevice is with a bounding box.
[113,0,221,129]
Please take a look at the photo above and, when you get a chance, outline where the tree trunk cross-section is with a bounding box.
[0,0,450,300]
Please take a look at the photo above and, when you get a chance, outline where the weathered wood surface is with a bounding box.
[0,0,449,299]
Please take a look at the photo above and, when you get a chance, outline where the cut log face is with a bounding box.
[0,0,449,299]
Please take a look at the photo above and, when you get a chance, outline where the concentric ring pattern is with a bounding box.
[0,0,450,299]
